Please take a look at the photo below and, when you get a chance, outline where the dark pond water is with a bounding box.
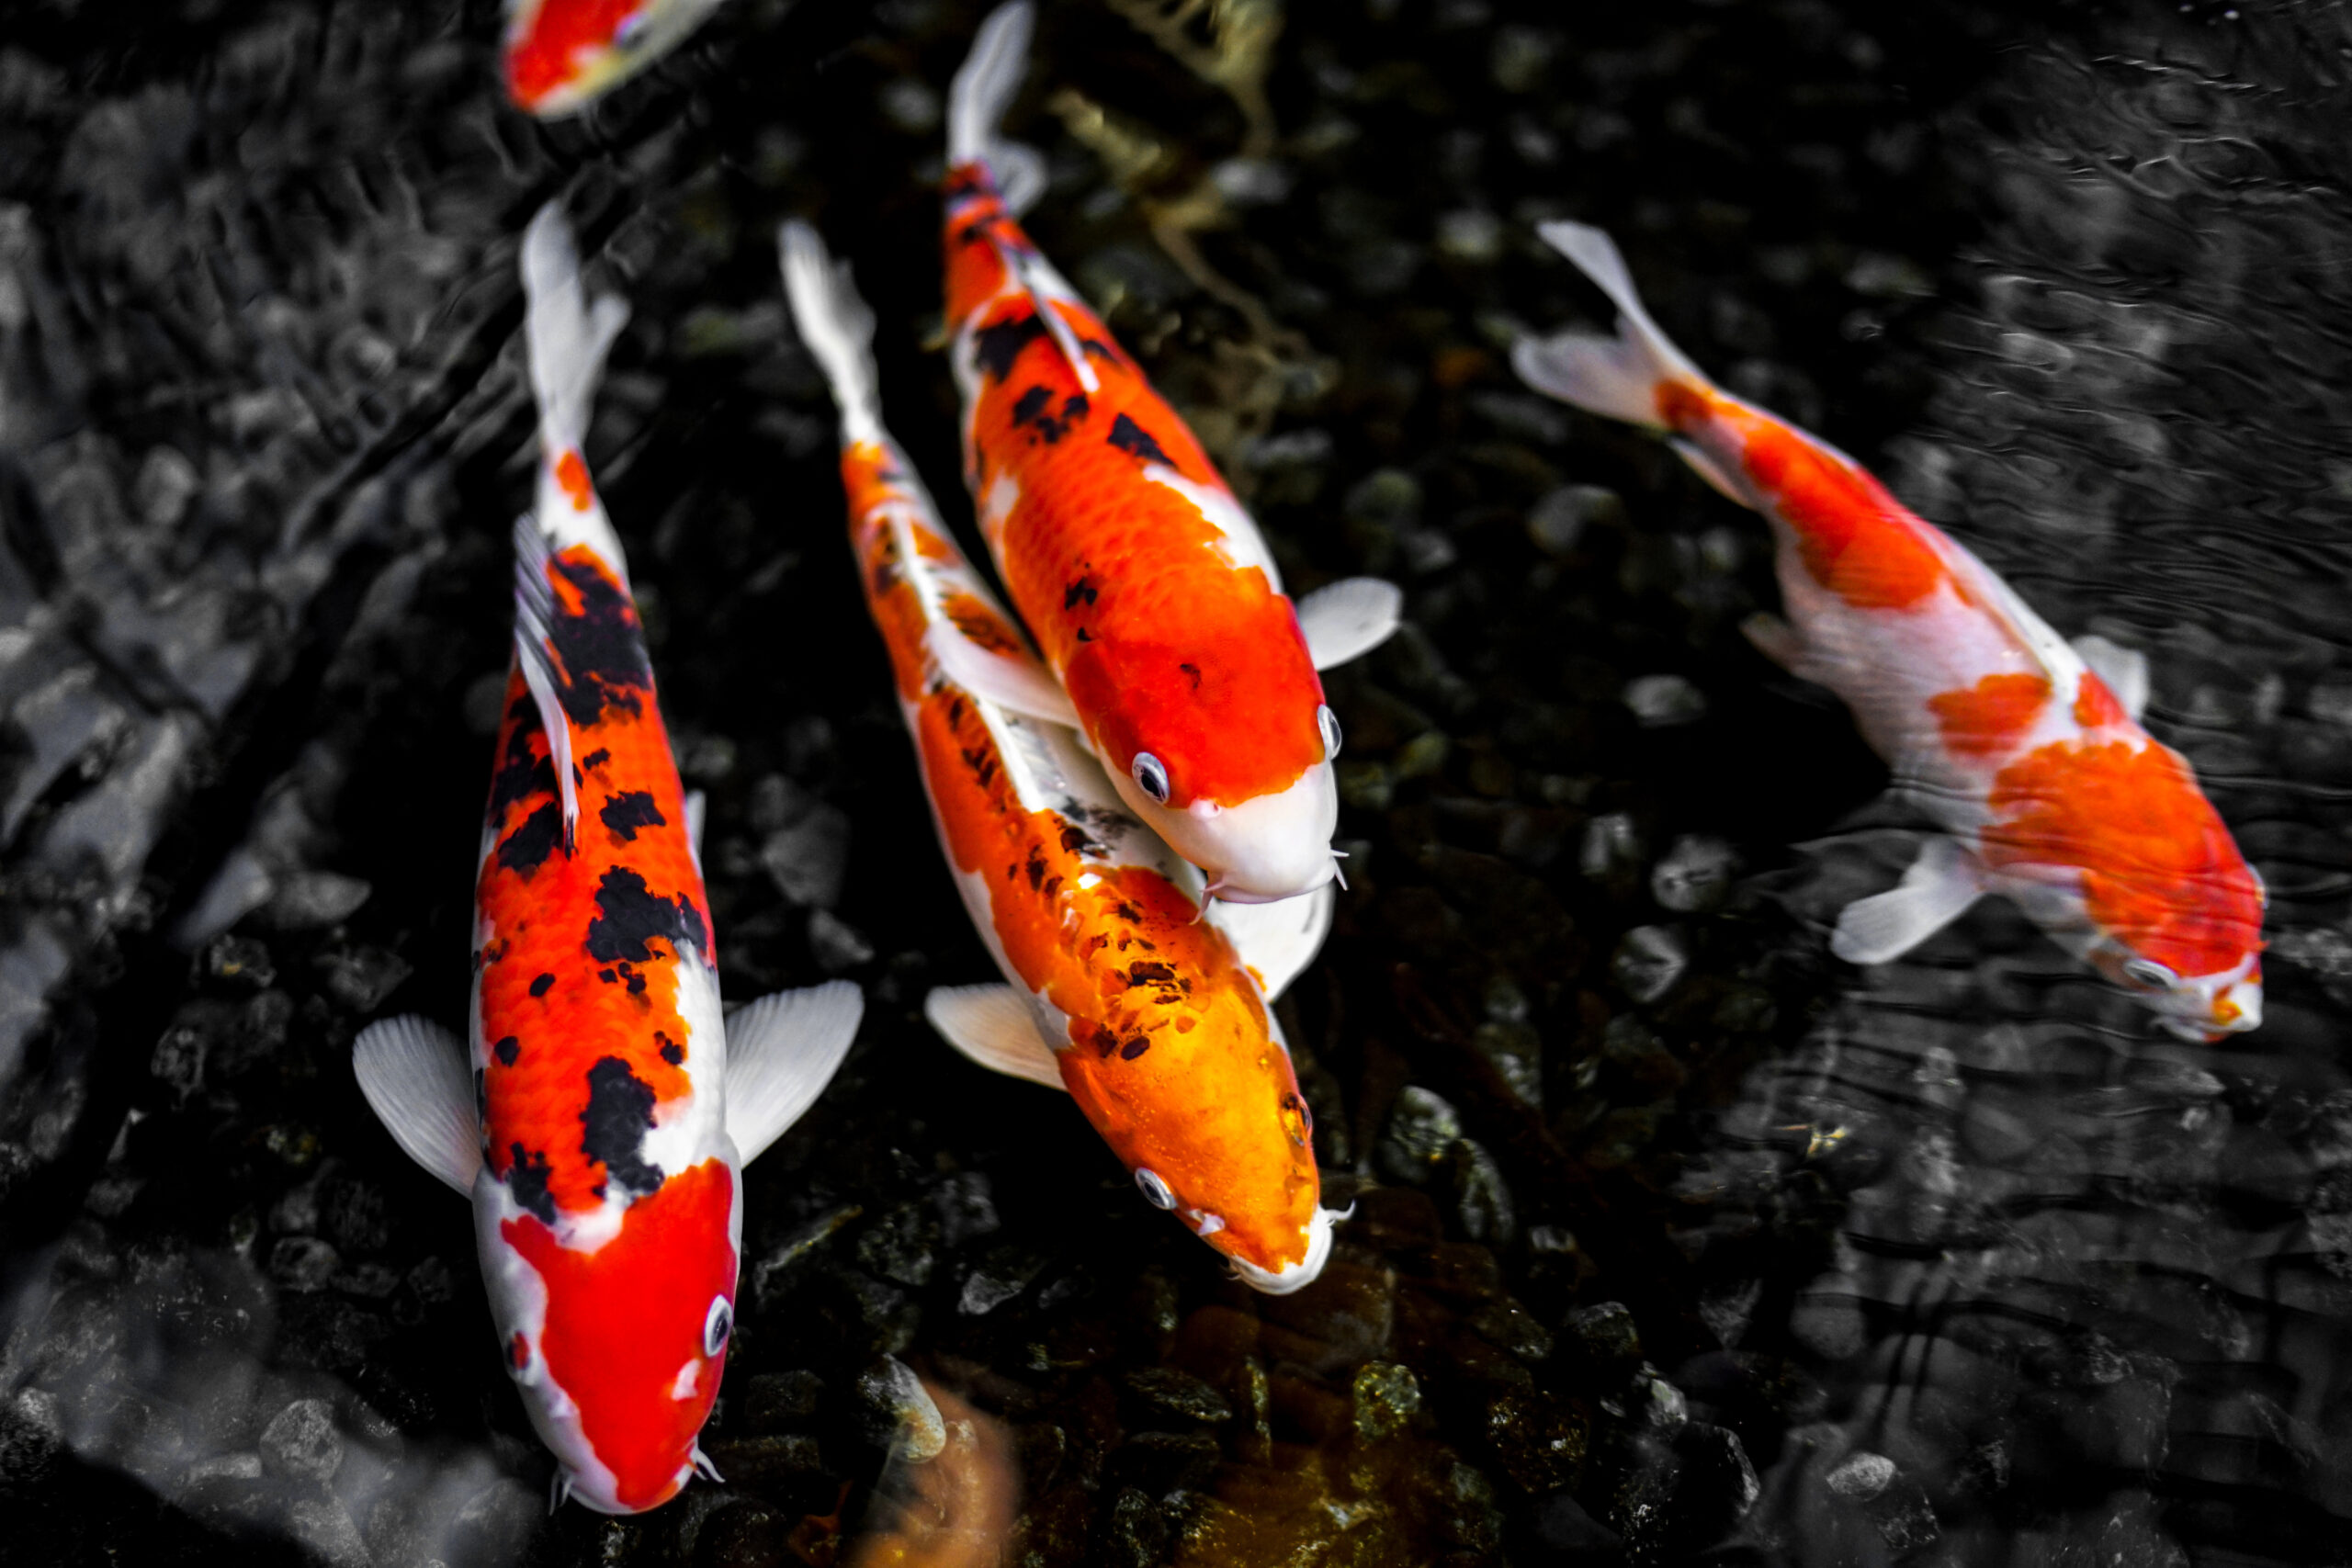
[3,0,2350,1563]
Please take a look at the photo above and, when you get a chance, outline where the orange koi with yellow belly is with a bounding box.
[1515,221,2264,1042]
[922,2,1402,907]
[351,203,864,1514]
[779,220,1341,1291]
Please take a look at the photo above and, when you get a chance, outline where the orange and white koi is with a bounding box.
[927,2,1401,906]
[503,0,728,118]
[1515,222,2264,1042]
[351,203,864,1514]
[779,220,1340,1292]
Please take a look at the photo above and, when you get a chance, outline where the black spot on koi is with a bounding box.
[544,557,654,728]
[497,803,562,876]
[599,790,665,843]
[1106,412,1173,467]
[581,1056,663,1200]
[493,1035,520,1066]
[508,1144,556,1224]
[972,314,1047,380]
[586,866,705,965]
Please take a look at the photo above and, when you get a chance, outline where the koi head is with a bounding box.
[1055,944,1334,1292]
[1984,732,2267,1044]
[502,0,726,118]
[1087,668,1343,905]
[481,1157,741,1513]
[2099,946,2264,1043]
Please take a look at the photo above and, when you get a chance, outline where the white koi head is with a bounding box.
[2103,949,2264,1043]
[1124,754,1343,907]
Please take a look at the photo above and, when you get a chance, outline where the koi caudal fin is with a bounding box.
[1512,220,1708,432]
[948,0,1046,214]
[778,221,883,448]
[522,202,631,463]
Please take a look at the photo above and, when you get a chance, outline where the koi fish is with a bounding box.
[779,220,1340,1292]
[1514,221,2264,1042]
[928,1,1402,906]
[351,202,864,1514]
[503,0,728,118]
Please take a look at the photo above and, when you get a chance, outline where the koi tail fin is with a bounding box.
[1512,220,1708,431]
[521,201,630,464]
[948,1,1047,214]
[778,220,884,448]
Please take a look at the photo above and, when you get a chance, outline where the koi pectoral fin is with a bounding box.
[725,980,867,1165]
[923,985,1068,1091]
[1829,836,1985,966]
[1740,612,1804,674]
[1208,881,1335,1001]
[2072,634,2149,721]
[925,623,1082,730]
[1295,578,1403,671]
[1669,437,1755,509]
[352,1015,481,1197]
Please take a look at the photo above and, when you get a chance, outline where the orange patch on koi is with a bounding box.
[1927,672,2051,759]
[2074,671,2130,728]
[556,449,595,512]
[1983,736,2265,981]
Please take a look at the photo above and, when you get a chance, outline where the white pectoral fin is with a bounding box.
[2072,634,2149,720]
[1669,437,1755,508]
[926,623,1082,729]
[352,1016,481,1197]
[1829,836,1985,965]
[684,789,707,873]
[1295,578,1403,671]
[923,985,1068,1091]
[725,980,866,1165]
[1740,612,1804,673]
[1208,882,1334,1001]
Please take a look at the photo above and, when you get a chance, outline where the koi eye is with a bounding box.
[1132,752,1170,806]
[703,1295,733,1357]
[2122,957,2178,989]
[1134,1168,1177,1210]
[1317,705,1342,761]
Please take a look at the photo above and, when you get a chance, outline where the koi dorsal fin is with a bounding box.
[995,241,1100,395]
[352,1014,481,1197]
[724,980,866,1165]
[512,515,582,847]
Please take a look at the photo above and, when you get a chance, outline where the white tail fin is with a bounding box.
[949,1,1047,214]
[521,202,630,460]
[777,220,884,448]
[1512,220,1706,430]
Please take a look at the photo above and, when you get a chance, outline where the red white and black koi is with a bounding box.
[352,203,864,1515]
[931,2,1403,906]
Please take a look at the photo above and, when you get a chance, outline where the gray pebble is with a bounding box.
[259,1398,343,1484]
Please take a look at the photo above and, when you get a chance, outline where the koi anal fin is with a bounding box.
[512,516,582,844]
[926,621,1081,730]
[1295,578,1403,671]
[1669,437,1755,509]
[725,980,867,1165]
[352,1015,481,1197]
[1514,220,1707,431]
[2073,635,2149,721]
[1830,835,1984,966]
[924,985,1068,1091]
[1209,881,1334,1001]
